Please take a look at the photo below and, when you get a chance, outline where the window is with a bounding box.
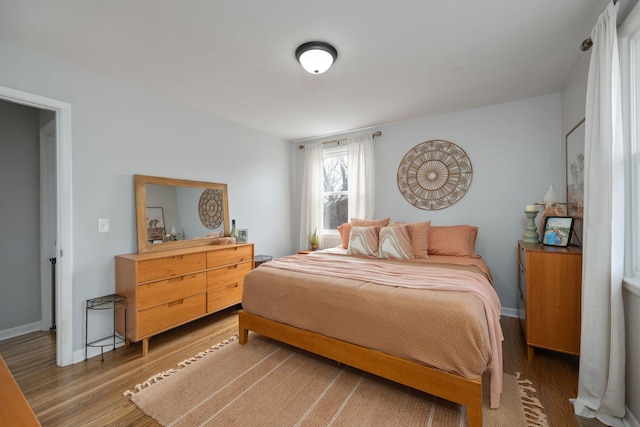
[322,145,348,231]
[620,8,640,282]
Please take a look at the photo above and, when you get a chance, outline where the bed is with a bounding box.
[238,222,503,427]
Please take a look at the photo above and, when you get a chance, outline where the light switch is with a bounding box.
[98,218,110,233]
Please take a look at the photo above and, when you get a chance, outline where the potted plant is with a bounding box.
[308,227,319,250]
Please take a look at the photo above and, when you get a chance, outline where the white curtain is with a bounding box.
[572,3,626,426]
[299,143,324,250]
[347,134,375,219]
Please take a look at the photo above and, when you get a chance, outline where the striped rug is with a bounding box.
[124,334,548,426]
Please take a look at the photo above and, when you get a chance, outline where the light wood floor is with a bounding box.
[0,308,582,426]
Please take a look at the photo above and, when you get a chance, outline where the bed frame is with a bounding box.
[238,310,484,427]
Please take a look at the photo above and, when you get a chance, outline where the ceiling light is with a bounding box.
[295,41,338,74]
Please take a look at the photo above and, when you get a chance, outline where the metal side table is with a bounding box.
[85,294,127,362]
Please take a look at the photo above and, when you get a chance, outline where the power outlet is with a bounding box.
[98,218,110,233]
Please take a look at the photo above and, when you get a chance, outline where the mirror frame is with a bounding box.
[134,174,230,253]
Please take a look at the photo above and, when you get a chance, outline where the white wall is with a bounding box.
[0,40,293,357]
[294,93,564,314]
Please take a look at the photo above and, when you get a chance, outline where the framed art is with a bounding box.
[237,229,248,243]
[146,207,166,243]
[542,216,574,247]
[566,119,585,218]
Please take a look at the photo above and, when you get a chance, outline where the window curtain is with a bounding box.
[299,143,324,250]
[347,134,375,219]
[571,3,626,426]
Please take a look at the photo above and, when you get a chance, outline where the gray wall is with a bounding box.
[0,39,293,358]
[294,93,563,315]
[0,100,41,329]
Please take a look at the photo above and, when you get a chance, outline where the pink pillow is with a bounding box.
[347,226,381,256]
[378,225,414,260]
[337,223,352,249]
[351,217,391,227]
[428,225,479,257]
[389,221,431,259]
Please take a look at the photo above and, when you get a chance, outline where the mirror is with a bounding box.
[134,175,230,253]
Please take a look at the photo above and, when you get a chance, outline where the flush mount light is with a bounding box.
[295,41,338,74]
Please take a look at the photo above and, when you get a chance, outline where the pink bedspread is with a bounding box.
[252,252,503,408]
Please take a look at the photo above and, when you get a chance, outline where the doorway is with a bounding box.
[0,86,73,367]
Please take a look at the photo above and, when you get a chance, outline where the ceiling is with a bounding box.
[0,1,619,141]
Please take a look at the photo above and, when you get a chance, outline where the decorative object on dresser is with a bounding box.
[523,204,540,243]
[541,216,574,247]
[237,229,248,243]
[397,140,473,210]
[116,243,254,356]
[517,241,582,360]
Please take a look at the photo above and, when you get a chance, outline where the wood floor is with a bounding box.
[0,308,582,426]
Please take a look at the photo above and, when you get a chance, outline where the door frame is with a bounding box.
[0,86,73,367]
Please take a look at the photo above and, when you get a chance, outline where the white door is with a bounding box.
[40,119,57,332]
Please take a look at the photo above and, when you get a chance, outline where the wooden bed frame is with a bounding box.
[238,310,484,427]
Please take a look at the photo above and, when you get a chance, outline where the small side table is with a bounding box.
[254,255,272,267]
[85,294,127,362]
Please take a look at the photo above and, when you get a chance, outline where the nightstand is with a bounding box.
[298,250,314,255]
[517,240,582,360]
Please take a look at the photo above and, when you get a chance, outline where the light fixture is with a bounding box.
[295,41,338,74]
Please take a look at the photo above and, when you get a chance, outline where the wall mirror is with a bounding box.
[134,174,230,253]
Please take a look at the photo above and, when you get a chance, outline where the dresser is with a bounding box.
[517,240,582,360]
[116,243,254,356]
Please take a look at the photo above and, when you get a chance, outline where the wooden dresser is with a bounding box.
[517,240,582,360]
[116,243,254,356]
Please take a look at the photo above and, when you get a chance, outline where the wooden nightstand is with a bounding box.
[298,250,314,255]
[517,240,582,360]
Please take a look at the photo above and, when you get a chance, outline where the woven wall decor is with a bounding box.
[198,189,224,229]
[397,140,473,210]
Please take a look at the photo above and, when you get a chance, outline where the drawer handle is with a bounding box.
[168,299,184,307]
[227,264,238,270]
[168,276,184,283]
[170,255,184,260]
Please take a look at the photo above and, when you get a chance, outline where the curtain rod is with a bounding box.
[298,130,382,149]
[580,0,619,51]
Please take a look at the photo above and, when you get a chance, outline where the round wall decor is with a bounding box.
[198,189,224,229]
[397,140,473,210]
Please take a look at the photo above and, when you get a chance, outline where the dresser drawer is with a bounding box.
[207,245,254,268]
[207,282,243,313]
[138,272,206,310]
[137,253,206,283]
[207,261,253,290]
[137,294,206,338]
[519,243,527,270]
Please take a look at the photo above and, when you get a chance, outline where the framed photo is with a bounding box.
[237,229,248,243]
[146,207,166,243]
[542,216,574,247]
[566,119,585,218]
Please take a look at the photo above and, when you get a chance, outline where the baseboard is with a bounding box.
[0,321,43,342]
[625,407,640,427]
[74,341,126,364]
[501,307,519,318]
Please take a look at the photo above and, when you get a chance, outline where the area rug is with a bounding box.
[124,334,548,426]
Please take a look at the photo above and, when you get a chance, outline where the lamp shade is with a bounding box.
[295,41,338,74]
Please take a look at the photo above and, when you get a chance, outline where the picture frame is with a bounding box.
[542,216,574,247]
[237,229,248,243]
[146,207,166,243]
[566,119,585,218]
